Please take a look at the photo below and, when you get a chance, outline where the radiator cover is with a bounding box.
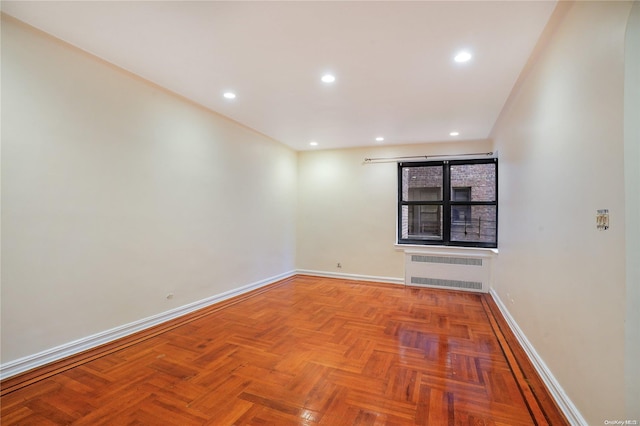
[404,249,494,293]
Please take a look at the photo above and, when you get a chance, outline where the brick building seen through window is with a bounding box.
[398,159,497,248]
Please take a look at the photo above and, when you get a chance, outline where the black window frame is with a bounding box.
[397,158,498,248]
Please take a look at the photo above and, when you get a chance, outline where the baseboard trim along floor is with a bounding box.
[488,289,587,425]
[0,270,296,385]
[1,273,575,426]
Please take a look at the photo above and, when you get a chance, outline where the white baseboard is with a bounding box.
[296,269,404,286]
[489,289,587,426]
[4,270,581,426]
[0,270,296,380]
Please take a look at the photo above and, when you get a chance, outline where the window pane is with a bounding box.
[450,205,497,244]
[400,204,442,240]
[451,203,471,224]
[450,163,496,201]
[402,166,443,201]
[452,187,471,202]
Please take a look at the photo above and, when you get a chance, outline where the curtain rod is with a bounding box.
[363,151,494,164]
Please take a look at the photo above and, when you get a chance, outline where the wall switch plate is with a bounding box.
[596,209,609,230]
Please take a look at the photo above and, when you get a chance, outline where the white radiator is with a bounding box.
[404,249,494,293]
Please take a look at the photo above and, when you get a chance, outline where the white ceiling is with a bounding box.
[1,1,557,151]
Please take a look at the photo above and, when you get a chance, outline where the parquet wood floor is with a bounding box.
[1,275,568,425]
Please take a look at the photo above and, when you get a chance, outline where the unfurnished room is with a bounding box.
[1,1,639,425]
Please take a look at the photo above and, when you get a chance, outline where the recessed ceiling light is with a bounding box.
[454,51,472,63]
[375,137,384,142]
[321,74,336,83]
[449,131,460,136]
[309,141,318,146]
[223,92,236,99]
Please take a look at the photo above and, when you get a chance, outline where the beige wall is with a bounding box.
[491,2,633,423]
[296,140,493,280]
[2,3,638,421]
[1,16,297,363]
[625,1,640,420]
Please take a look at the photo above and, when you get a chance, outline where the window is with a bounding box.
[452,187,471,224]
[398,158,497,248]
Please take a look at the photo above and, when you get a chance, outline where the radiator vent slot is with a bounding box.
[410,276,483,290]
[411,255,482,266]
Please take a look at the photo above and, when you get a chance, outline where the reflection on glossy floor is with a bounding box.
[1,275,567,425]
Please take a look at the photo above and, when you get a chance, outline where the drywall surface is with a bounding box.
[491,2,632,423]
[296,140,493,280]
[1,16,297,364]
[624,0,640,420]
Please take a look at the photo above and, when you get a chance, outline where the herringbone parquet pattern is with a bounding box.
[1,276,566,425]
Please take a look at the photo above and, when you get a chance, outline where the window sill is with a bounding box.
[394,244,498,257]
